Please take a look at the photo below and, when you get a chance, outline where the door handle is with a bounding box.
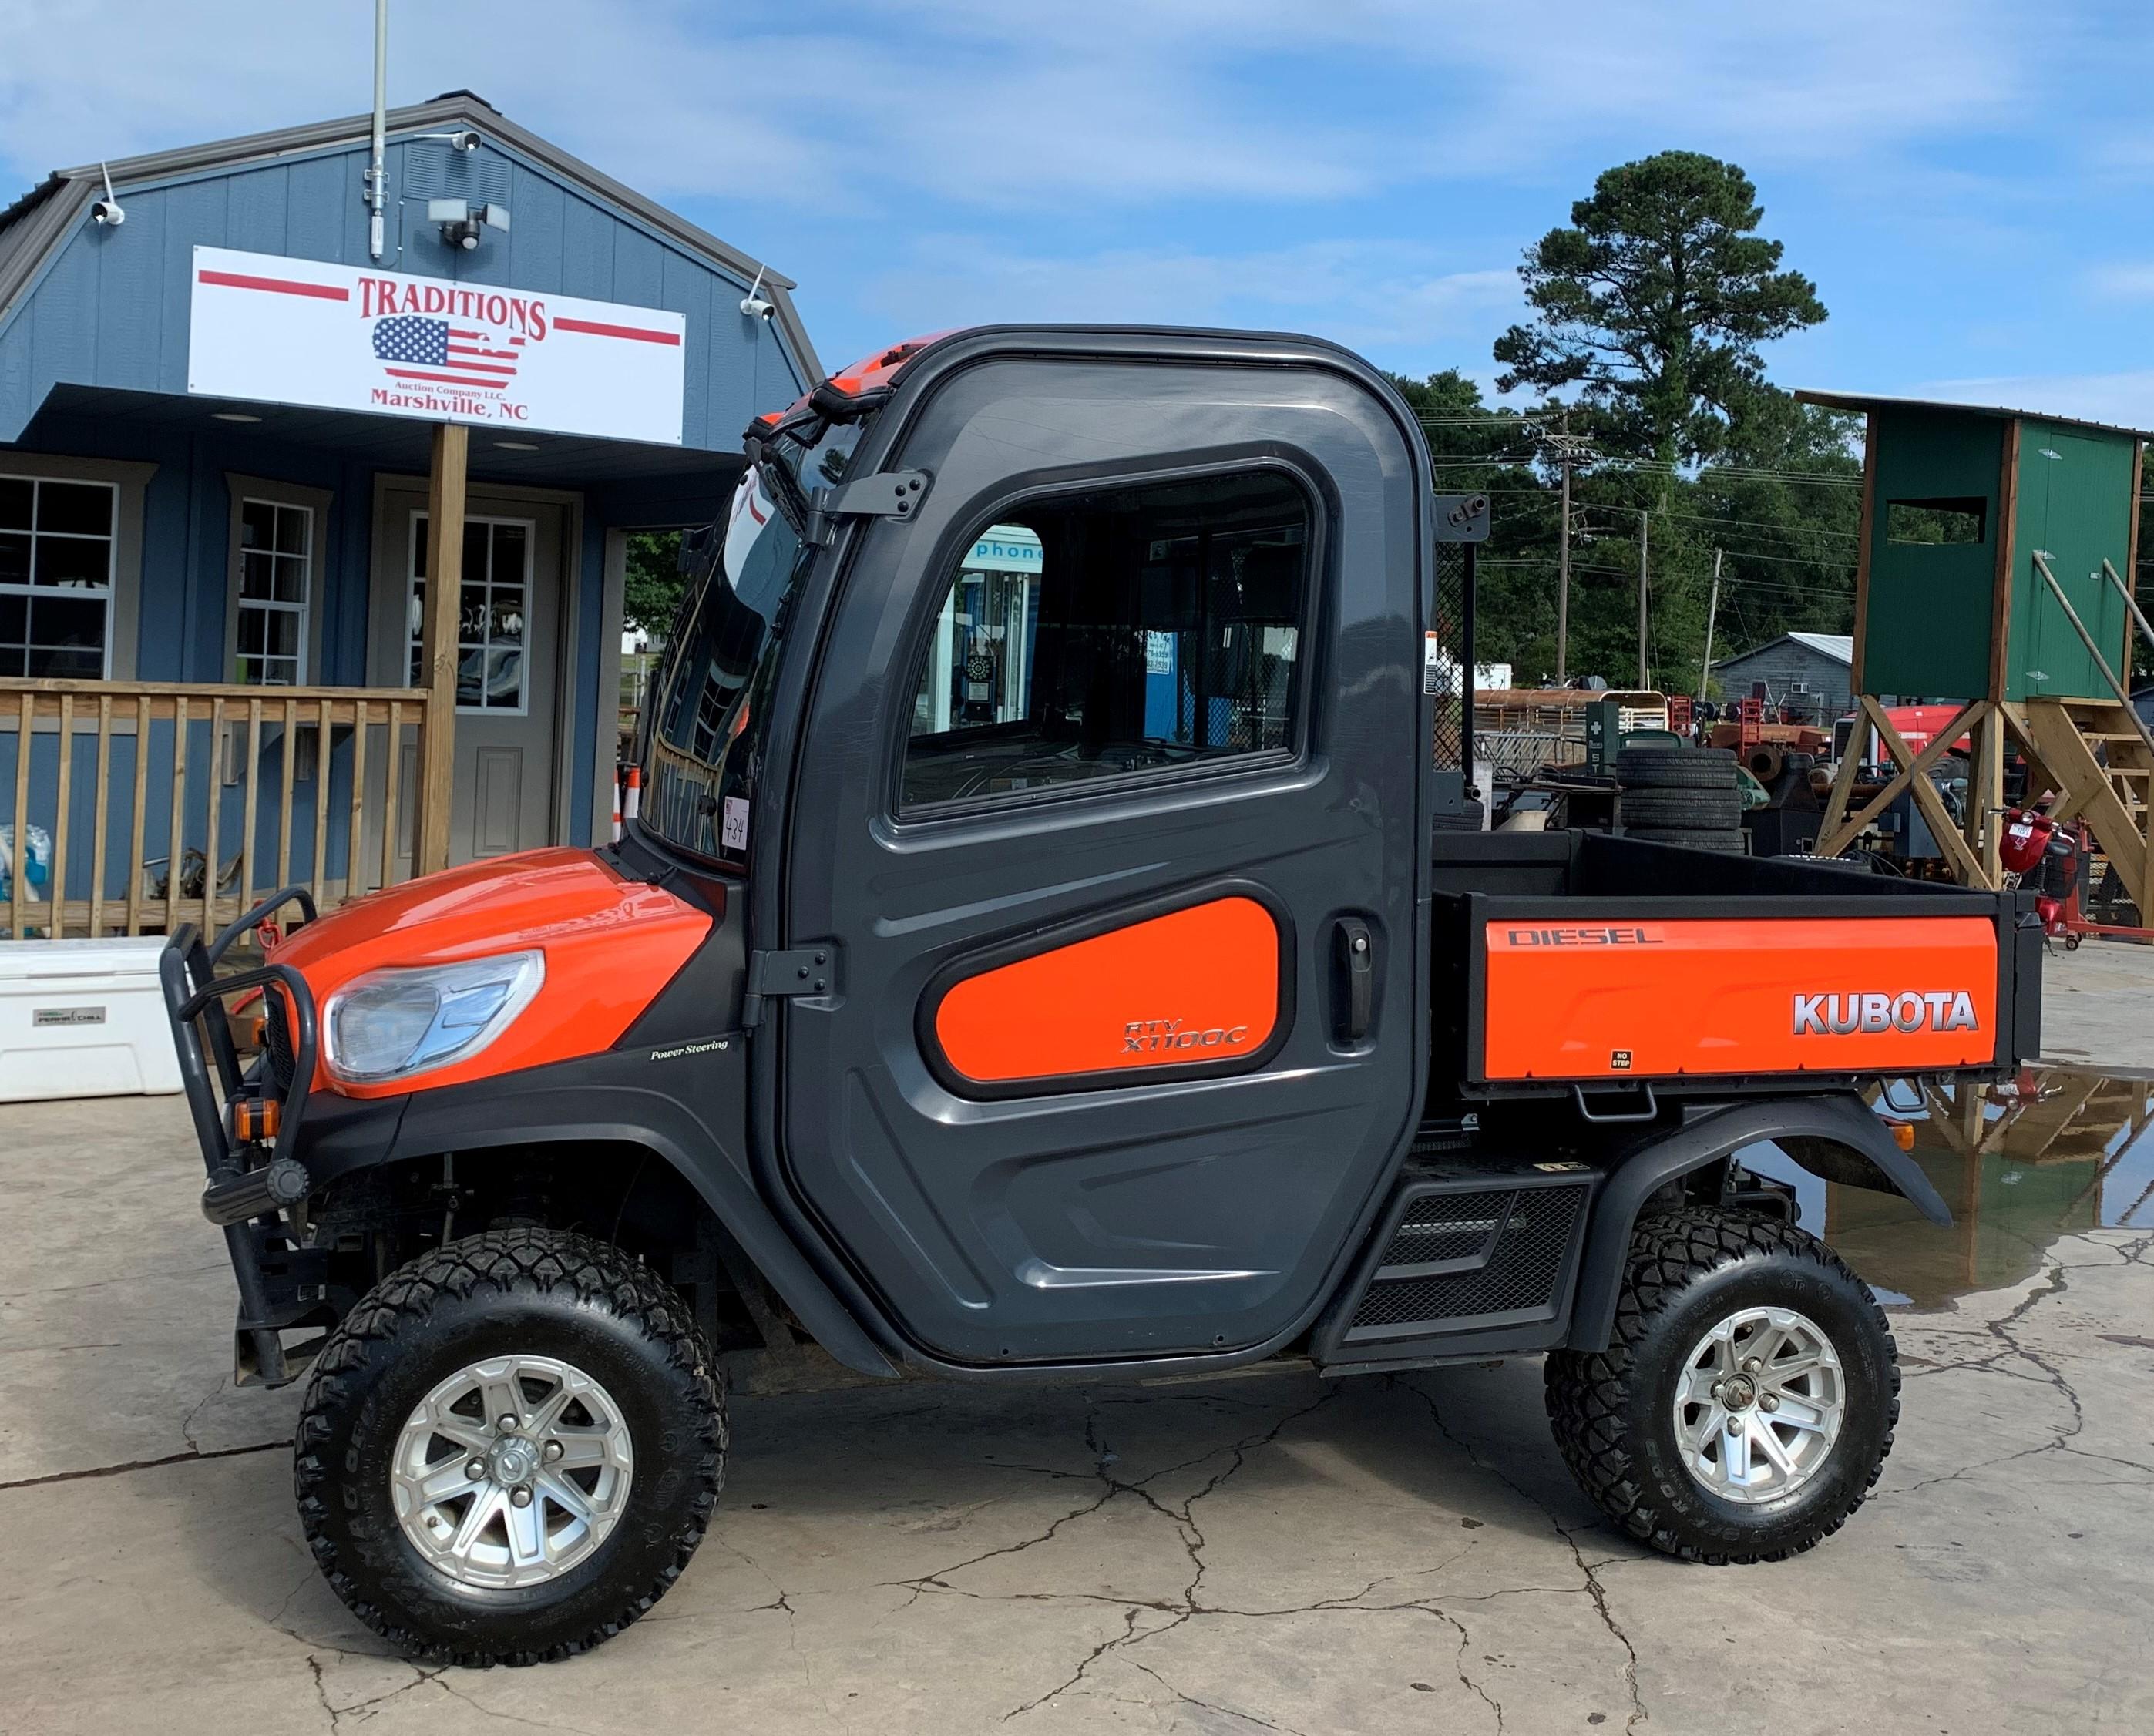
[1333,918,1375,1043]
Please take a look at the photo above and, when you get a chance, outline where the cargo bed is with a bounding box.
[1430,831,2039,1099]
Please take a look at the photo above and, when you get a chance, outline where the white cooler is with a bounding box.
[0,937,183,1103]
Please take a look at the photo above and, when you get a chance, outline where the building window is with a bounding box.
[408,515,531,713]
[0,474,116,678]
[233,498,313,685]
[902,470,1311,812]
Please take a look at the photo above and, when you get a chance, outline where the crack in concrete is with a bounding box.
[1886,1237,2154,1496]
[1400,1378,1645,1734]
[0,1435,287,1493]
[1127,1657,1311,1734]
[430,1673,605,1736]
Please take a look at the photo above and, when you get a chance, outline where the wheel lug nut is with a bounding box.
[1741,1358,1762,1375]
[1760,1394,1779,1412]
[510,1486,533,1508]
[466,1459,487,1481]
[1726,1415,1745,1433]
[498,1415,519,1433]
[1709,1381,1723,1399]
[543,1439,564,1462]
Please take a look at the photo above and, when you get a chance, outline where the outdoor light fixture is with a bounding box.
[494,440,539,451]
[427,197,510,251]
[211,411,263,423]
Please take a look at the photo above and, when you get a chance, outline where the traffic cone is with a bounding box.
[623,764,642,823]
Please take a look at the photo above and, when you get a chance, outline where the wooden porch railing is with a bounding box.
[2,678,446,944]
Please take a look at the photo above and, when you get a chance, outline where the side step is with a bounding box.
[1312,1153,1601,1372]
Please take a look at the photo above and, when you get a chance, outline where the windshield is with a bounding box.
[637,416,863,867]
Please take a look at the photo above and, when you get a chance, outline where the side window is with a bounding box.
[233,497,313,685]
[902,471,1309,811]
[0,475,116,678]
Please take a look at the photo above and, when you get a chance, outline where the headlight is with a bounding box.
[323,951,544,1083]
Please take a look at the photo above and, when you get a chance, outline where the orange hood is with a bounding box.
[271,848,711,1097]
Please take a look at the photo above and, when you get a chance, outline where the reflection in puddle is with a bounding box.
[1746,1067,2154,1310]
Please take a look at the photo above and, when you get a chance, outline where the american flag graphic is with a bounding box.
[371,315,520,391]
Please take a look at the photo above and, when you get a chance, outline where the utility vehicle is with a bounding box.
[165,327,2039,1666]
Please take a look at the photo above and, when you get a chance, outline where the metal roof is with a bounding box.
[1719,631,1853,667]
[0,90,820,379]
[1796,389,2153,444]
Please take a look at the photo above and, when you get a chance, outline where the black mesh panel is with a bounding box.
[1351,1183,1584,1329]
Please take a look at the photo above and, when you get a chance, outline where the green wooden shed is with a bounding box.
[1798,391,2154,915]
[1796,392,2146,703]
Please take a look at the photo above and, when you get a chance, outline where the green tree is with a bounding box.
[1493,151,1826,468]
[623,530,684,640]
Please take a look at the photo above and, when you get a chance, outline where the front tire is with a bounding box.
[294,1229,725,1665]
[1545,1207,1898,1563]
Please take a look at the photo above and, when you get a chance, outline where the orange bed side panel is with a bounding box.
[934,896,1281,1085]
[1481,915,1998,1081]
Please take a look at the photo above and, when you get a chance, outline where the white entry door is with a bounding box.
[371,487,569,868]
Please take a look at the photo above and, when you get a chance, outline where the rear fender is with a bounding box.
[1564,1092,1948,1352]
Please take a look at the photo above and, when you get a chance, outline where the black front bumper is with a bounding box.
[162,887,334,1387]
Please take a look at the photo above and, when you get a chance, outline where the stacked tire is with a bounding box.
[1616,747,1745,854]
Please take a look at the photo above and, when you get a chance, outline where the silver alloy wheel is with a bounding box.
[391,1352,635,1590]
[1672,1305,1845,1504]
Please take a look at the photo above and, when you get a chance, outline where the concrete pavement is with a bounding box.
[2,939,2150,1734]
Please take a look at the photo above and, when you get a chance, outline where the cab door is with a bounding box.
[775,340,1430,1366]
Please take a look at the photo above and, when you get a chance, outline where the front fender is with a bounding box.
[1565,1092,1948,1352]
[301,1042,899,1381]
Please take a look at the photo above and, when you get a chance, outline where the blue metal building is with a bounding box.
[0,92,818,933]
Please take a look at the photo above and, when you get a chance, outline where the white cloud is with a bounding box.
[1909,368,2154,431]
[862,237,1519,361]
[0,0,2068,217]
[2087,263,2154,301]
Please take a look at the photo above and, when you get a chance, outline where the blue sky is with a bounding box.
[5,2,2153,421]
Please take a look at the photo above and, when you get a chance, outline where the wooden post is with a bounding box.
[415,421,468,876]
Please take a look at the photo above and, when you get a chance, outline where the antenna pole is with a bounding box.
[368,0,388,260]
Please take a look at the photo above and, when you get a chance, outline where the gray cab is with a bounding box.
[754,330,1435,1366]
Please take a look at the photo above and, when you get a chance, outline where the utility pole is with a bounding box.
[1636,509,1650,690]
[1555,410,1572,684]
[1700,548,1723,698]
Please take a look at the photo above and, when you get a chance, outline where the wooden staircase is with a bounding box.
[2005,695,2153,923]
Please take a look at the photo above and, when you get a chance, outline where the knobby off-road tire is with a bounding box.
[1619,789,1743,830]
[295,1229,725,1666]
[1544,1207,1898,1563]
[1615,746,1738,791]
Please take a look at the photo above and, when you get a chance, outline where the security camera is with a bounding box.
[449,130,481,152]
[738,264,774,321]
[92,163,124,227]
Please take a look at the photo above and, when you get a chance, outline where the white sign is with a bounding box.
[187,246,686,443]
[966,524,1043,573]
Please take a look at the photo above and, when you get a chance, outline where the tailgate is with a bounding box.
[1462,895,2031,1090]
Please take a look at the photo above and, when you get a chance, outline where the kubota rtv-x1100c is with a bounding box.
[165,328,2039,1664]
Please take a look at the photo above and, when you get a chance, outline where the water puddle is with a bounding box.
[1746,1066,2154,1309]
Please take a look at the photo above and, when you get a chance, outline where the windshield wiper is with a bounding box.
[743,433,813,536]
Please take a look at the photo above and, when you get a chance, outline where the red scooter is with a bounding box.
[2001,805,2085,949]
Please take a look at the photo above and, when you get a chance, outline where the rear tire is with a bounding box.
[295,1229,724,1665]
[1545,1207,1898,1563]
